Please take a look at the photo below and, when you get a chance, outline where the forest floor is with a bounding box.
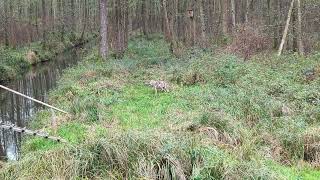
[1,37,320,179]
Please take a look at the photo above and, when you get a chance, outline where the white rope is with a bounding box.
[0,85,68,114]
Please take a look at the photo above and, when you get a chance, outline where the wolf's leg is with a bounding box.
[154,87,157,95]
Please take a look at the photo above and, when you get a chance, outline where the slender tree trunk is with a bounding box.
[4,0,9,47]
[70,0,76,35]
[292,6,297,51]
[296,0,304,55]
[0,137,5,161]
[163,0,172,42]
[199,0,207,47]
[245,0,250,23]
[124,0,129,50]
[35,2,40,40]
[273,0,279,49]
[115,0,125,58]
[231,0,236,29]
[163,0,177,54]
[50,0,55,31]
[80,0,88,41]
[141,0,148,36]
[41,0,47,49]
[28,2,34,42]
[221,0,229,35]
[278,0,295,56]
[99,0,108,59]
[128,5,133,36]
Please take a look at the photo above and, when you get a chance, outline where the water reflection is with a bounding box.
[0,50,80,160]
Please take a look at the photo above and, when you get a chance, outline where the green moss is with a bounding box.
[109,85,176,129]
[0,47,30,81]
[58,122,87,144]
[22,138,59,153]
[270,162,320,179]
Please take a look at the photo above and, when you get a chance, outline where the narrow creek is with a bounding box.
[0,49,81,160]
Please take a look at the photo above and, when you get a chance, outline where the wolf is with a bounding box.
[146,80,170,94]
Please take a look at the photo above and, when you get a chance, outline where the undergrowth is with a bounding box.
[1,37,320,179]
[0,32,89,82]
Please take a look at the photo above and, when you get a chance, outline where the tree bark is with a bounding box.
[199,0,207,47]
[70,0,76,37]
[99,0,108,59]
[80,0,88,41]
[163,0,172,42]
[141,0,148,36]
[163,0,177,54]
[57,0,65,42]
[221,0,229,35]
[231,0,236,29]
[296,0,304,55]
[4,0,9,47]
[41,0,47,49]
[278,0,295,56]
[245,0,250,23]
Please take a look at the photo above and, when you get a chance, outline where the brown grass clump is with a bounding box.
[261,133,291,165]
[304,127,320,167]
[198,127,241,149]
[25,50,39,65]
[80,70,97,81]
[227,25,271,60]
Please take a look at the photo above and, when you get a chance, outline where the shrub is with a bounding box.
[227,25,272,60]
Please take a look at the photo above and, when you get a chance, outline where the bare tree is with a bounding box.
[4,0,9,47]
[231,0,236,29]
[199,0,207,47]
[99,0,108,59]
[41,0,47,48]
[278,0,295,56]
[296,0,304,55]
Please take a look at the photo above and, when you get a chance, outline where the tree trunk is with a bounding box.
[57,0,64,42]
[71,0,76,33]
[80,0,88,41]
[163,0,172,42]
[50,0,55,31]
[296,0,304,55]
[141,0,148,36]
[199,0,207,47]
[41,0,47,49]
[245,0,250,23]
[99,0,108,59]
[28,3,34,42]
[278,0,295,56]
[231,0,236,29]
[4,0,9,47]
[163,0,177,54]
[221,0,229,35]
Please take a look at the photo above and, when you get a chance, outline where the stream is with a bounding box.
[0,49,81,160]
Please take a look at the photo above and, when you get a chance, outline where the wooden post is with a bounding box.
[278,0,295,56]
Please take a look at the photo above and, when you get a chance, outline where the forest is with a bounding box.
[0,0,320,179]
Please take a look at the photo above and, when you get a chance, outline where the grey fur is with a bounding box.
[146,80,170,93]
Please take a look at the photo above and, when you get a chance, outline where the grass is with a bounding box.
[1,36,320,179]
[0,46,30,81]
[0,32,89,82]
